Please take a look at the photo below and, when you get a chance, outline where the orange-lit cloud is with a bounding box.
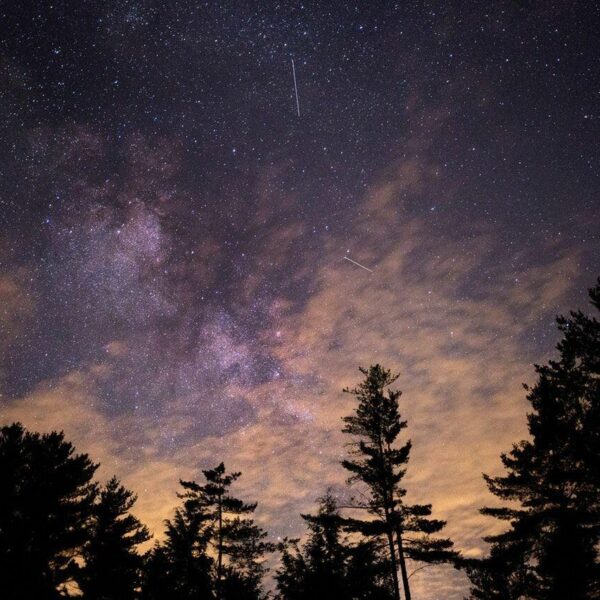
[0,149,592,599]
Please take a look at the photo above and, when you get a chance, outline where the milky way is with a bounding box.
[1,3,599,597]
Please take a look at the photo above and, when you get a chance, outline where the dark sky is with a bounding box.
[1,3,599,597]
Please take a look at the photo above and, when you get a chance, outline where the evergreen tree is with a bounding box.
[276,494,347,600]
[276,493,393,600]
[0,422,97,600]
[346,538,395,600]
[341,365,457,600]
[179,463,274,600]
[141,502,214,600]
[462,540,533,600]
[78,476,151,600]
[141,544,174,600]
[470,279,600,599]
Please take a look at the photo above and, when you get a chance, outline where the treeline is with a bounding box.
[1,279,598,600]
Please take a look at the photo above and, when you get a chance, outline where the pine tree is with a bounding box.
[179,463,274,600]
[141,502,214,600]
[346,538,395,600]
[276,493,393,600]
[78,476,151,600]
[141,544,174,600]
[276,494,347,600]
[341,365,457,600]
[470,279,600,599]
[463,539,533,599]
[0,422,98,599]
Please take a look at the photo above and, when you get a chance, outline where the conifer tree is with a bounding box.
[179,463,274,600]
[276,493,393,600]
[341,365,457,600]
[463,539,533,599]
[0,423,97,600]
[469,279,600,599]
[346,538,395,600]
[78,476,151,600]
[141,544,174,600]
[141,502,214,600]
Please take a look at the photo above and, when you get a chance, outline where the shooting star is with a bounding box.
[343,256,374,273]
[291,58,300,117]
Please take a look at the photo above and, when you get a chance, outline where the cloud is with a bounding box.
[1,133,591,599]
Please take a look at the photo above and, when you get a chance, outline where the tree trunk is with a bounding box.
[378,435,402,600]
[386,524,402,600]
[395,529,411,600]
[216,493,223,600]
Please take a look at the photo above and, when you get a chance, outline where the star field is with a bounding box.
[1,3,599,597]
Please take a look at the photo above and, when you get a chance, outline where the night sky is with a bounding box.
[1,2,599,597]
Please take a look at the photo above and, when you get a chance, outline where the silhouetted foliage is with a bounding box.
[179,463,274,600]
[276,493,394,600]
[141,544,175,600]
[341,365,458,600]
[142,463,273,600]
[142,501,214,600]
[462,540,534,600]
[0,422,98,600]
[3,277,599,599]
[468,279,600,599]
[78,476,151,600]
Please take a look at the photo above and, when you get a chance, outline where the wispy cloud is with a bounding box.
[1,131,593,599]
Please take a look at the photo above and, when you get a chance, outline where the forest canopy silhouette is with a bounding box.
[1,278,599,600]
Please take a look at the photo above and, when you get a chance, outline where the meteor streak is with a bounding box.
[343,256,373,273]
[291,58,300,117]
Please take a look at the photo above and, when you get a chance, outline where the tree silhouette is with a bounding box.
[0,422,97,600]
[462,539,533,599]
[142,502,214,600]
[141,544,174,600]
[276,492,393,600]
[277,493,346,600]
[340,365,457,600]
[142,463,275,600]
[178,463,274,600]
[469,279,600,599]
[78,476,150,600]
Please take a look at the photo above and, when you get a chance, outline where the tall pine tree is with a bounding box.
[469,279,600,599]
[0,423,97,600]
[341,365,457,600]
[78,476,151,600]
